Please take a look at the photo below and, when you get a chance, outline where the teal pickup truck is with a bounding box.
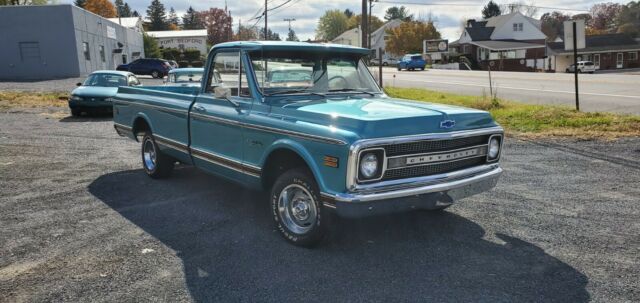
[112,41,504,246]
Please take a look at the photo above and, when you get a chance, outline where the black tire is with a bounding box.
[151,70,160,78]
[420,67,425,71]
[71,108,82,117]
[270,168,326,247]
[397,66,401,71]
[141,134,174,179]
[383,62,388,66]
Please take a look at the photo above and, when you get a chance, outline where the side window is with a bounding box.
[99,45,105,62]
[82,42,90,60]
[208,51,240,96]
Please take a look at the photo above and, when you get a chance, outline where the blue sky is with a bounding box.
[59,0,629,42]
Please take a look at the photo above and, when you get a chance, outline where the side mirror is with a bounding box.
[76,82,82,87]
[214,86,231,99]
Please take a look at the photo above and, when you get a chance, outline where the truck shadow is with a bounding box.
[88,167,589,302]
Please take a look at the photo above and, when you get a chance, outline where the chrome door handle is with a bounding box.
[193,105,205,112]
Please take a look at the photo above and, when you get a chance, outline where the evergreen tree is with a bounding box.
[384,6,413,22]
[146,0,168,31]
[182,6,201,29]
[260,27,281,41]
[168,7,179,27]
[74,0,86,8]
[344,9,354,18]
[122,3,132,17]
[114,0,132,17]
[286,28,299,41]
[132,10,139,17]
[482,1,502,19]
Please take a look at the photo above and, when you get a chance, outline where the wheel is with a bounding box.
[383,62,388,66]
[566,69,570,73]
[151,70,160,78]
[141,134,174,178]
[397,66,401,71]
[71,108,81,117]
[589,71,594,74]
[271,168,326,247]
[420,67,425,71]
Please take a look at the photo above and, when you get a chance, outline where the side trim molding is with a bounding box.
[190,146,261,178]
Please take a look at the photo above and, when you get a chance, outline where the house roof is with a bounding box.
[548,34,640,54]
[466,26,495,41]
[471,40,545,51]
[106,17,141,28]
[485,12,541,30]
[331,27,360,43]
[146,30,208,38]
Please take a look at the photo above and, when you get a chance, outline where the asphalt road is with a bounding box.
[1,108,639,302]
[378,68,640,115]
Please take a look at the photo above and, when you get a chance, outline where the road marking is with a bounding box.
[396,79,640,100]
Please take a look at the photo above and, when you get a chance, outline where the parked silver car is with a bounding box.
[566,61,596,73]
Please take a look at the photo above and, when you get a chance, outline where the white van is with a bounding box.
[566,61,596,73]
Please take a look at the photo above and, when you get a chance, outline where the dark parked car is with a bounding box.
[117,58,172,78]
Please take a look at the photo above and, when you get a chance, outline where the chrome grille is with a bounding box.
[383,135,490,157]
[382,157,486,181]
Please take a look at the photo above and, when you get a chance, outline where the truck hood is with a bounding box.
[271,96,498,140]
[71,86,119,98]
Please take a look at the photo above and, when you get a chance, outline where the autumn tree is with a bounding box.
[482,1,501,19]
[316,9,349,41]
[384,6,413,21]
[84,0,117,18]
[589,3,622,32]
[198,8,233,45]
[235,25,258,40]
[347,14,384,33]
[147,0,168,31]
[540,11,571,41]
[182,6,201,29]
[385,21,441,55]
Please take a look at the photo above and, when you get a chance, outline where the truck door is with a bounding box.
[189,50,254,182]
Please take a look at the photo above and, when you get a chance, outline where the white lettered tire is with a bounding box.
[270,168,326,247]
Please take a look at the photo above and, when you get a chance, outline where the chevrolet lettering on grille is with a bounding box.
[405,146,486,166]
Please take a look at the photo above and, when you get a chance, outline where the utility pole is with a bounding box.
[238,18,241,40]
[368,0,377,49]
[361,0,368,49]
[264,0,268,40]
[284,18,296,32]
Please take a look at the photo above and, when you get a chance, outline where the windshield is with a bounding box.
[170,72,203,83]
[83,74,127,87]
[249,51,381,96]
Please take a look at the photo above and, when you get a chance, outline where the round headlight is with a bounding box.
[360,153,379,179]
[488,137,500,159]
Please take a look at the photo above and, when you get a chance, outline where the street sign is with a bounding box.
[424,39,448,53]
[564,20,585,51]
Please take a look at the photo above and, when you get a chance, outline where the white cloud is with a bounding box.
[60,0,630,42]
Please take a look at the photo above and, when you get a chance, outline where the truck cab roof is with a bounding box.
[211,41,371,55]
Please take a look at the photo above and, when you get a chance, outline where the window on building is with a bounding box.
[99,45,106,62]
[629,52,638,61]
[19,42,41,62]
[82,42,91,60]
[513,23,523,31]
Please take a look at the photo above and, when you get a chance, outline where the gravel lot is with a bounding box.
[1,109,639,302]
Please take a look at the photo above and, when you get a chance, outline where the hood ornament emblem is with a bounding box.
[440,120,456,129]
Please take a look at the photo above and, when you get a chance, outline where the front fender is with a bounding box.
[260,139,329,192]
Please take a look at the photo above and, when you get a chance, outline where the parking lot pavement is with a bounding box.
[1,110,639,302]
[0,76,164,92]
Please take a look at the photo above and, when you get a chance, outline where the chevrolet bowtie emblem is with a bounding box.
[440,120,456,129]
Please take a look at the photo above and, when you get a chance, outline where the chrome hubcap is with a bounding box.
[143,138,157,171]
[278,184,317,234]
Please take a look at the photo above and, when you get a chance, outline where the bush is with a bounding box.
[191,61,204,67]
[183,49,201,62]
[178,61,189,68]
[161,48,181,60]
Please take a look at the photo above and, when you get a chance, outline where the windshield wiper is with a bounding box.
[327,89,376,96]
[265,89,325,97]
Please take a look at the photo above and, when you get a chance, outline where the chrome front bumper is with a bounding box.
[322,165,502,218]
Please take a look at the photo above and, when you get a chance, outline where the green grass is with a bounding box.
[385,87,640,138]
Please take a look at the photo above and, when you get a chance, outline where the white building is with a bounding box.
[146,29,208,55]
[331,20,402,60]
[107,17,144,33]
